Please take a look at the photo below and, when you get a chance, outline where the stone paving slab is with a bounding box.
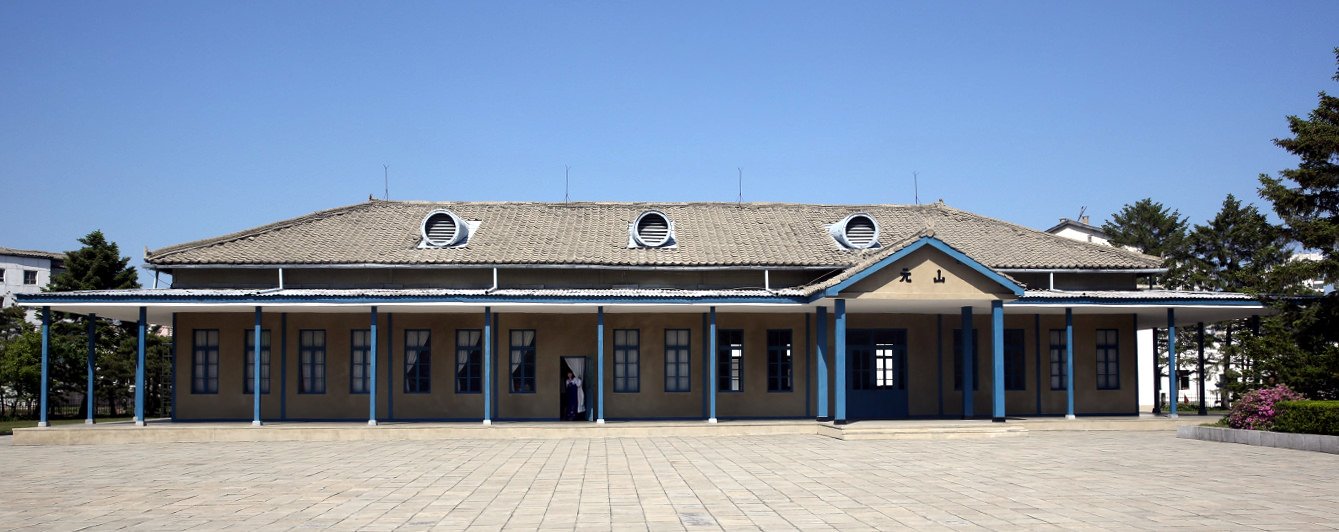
[2,431,1337,530]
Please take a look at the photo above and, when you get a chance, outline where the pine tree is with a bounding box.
[1254,48,1339,399]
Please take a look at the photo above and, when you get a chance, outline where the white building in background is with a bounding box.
[1042,216,1216,411]
[1,247,65,319]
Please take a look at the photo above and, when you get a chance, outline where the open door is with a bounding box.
[560,356,593,421]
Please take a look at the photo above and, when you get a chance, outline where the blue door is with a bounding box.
[846,329,909,419]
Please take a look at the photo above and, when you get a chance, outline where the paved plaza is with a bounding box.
[2,430,1337,530]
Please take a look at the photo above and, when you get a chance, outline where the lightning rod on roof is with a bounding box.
[383,164,389,200]
[737,167,743,206]
[913,171,920,205]
[565,165,570,204]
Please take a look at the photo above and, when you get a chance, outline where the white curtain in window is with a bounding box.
[565,357,586,414]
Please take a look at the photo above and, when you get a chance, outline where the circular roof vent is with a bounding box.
[632,210,673,248]
[421,209,466,247]
[835,213,879,249]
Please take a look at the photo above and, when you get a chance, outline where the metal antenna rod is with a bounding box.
[913,171,920,205]
[737,167,743,205]
[383,164,389,200]
[565,165,570,204]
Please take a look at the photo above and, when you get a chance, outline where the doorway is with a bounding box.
[846,329,910,419]
[559,356,592,421]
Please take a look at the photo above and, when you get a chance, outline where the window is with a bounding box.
[953,329,979,391]
[404,330,431,394]
[23,270,37,285]
[299,330,326,394]
[1096,329,1119,390]
[350,330,371,394]
[614,329,640,393]
[850,329,906,390]
[191,329,219,394]
[510,330,536,393]
[1178,369,1191,389]
[766,330,793,392]
[1004,329,1026,391]
[1049,329,1068,390]
[456,329,483,393]
[243,329,271,394]
[664,329,691,392]
[717,330,744,392]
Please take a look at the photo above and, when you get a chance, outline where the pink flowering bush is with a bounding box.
[1226,384,1306,431]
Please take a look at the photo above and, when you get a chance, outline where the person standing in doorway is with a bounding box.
[565,372,579,421]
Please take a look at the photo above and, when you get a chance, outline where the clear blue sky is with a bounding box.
[2,2,1337,284]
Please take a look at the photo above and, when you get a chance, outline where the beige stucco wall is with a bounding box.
[174,308,1135,421]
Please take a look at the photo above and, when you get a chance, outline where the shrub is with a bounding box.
[1273,400,1339,436]
[1225,384,1305,431]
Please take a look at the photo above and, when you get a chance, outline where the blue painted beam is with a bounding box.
[483,306,492,425]
[597,306,605,424]
[709,306,717,423]
[992,300,1005,422]
[1168,308,1178,418]
[135,306,146,426]
[369,306,378,426]
[815,306,829,421]
[252,306,263,426]
[1066,308,1075,419]
[834,299,847,424]
[39,306,50,428]
[86,314,97,425]
[961,306,973,419]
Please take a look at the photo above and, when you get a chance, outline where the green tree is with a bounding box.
[1102,198,1190,261]
[42,230,147,419]
[0,305,39,416]
[1254,48,1339,400]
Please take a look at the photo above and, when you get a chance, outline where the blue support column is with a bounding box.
[991,300,1005,422]
[368,306,378,426]
[483,307,492,425]
[961,306,974,419]
[38,306,50,428]
[1168,308,1178,419]
[815,306,829,421]
[597,306,606,424]
[1066,308,1075,419]
[834,299,848,424]
[252,307,263,426]
[708,306,718,423]
[86,314,97,425]
[135,306,147,426]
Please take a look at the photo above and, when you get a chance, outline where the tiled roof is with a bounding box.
[1019,289,1262,302]
[0,246,65,261]
[145,200,1163,270]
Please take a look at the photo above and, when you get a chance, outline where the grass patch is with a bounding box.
[0,417,134,436]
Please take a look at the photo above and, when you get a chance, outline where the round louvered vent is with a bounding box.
[421,209,465,247]
[837,213,879,249]
[633,211,672,248]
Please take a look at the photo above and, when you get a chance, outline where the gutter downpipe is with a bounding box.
[486,268,498,293]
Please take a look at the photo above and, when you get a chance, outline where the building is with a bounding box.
[2,246,65,316]
[18,200,1266,426]
[1042,216,1230,410]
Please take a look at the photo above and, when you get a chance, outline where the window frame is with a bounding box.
[350,329,372,395]
[191,329,219,394]
[1049,329,1068,391]
[242,329,271,395]
[766,329,793,392]
[403,329,432,394]
[613,329,640,393]
[298,329,327,394]
[509,329,537,394]
[664,329,691,393]
[22,270,37,285]
[717,329,744,393]
[455,329,483,394]
[1003,328,1026,391]
[1096,328,1120,390]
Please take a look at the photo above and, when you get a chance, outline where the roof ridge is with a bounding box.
[146,201,378,261]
